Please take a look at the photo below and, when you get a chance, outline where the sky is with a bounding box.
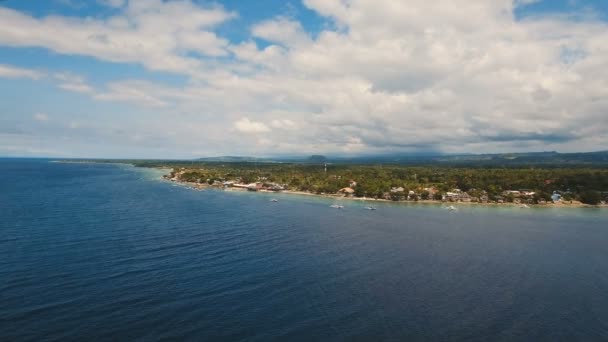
[1,0,608,158]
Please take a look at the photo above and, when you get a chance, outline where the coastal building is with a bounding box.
[460,192,472,202]
[423,187,438,198]
[339,187,355,196]
[391,187,405,193]
[444,190,472,202]
[265,183,285,191]
[246,182,264,191]
[232,182,263,191]
[519,190,536,197]
[551,191,562,202]
[444,192,459,201]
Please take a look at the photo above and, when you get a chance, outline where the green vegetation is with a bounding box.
[579,191,602,205]
[129,160,608,204]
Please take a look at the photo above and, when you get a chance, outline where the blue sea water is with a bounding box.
[2,159,608,341]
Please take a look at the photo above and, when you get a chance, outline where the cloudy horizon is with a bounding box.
[1,0,607,158]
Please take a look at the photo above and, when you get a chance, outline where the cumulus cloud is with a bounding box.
[234,118,271,133]
[252,17,311,48]
[270,119,297,130]
[2,0,608,156]
[94,80,168,107]
[33,113,49,122]
[53,73,94,94]
[0,1,235,74]
[0,64,44,80]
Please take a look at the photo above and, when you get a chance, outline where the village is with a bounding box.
[164,167,599,206]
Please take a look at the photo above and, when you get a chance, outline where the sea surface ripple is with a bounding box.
[2,159,608,341]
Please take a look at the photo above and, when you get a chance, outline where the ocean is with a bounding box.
[2,159,608,341]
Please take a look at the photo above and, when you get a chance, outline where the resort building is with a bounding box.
[339,187,355,196]
[551,192,562,202]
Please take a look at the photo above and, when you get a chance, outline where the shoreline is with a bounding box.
[52,160,607,209]
[166,177,607,209]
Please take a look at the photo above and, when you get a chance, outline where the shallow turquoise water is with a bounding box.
[2,159,608,341]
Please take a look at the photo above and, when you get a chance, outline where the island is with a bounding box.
[137,160,608,207]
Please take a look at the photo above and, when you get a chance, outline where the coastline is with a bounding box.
[49,159,608,209]
[166,177,607,209]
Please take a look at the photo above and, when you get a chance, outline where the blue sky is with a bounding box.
[1,0,608,158]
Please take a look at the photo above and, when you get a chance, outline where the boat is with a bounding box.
[270,198,278,202]
[519,204,530,208]
[331,196,345,209]
[363,197,376,210]
[444,205,457,211]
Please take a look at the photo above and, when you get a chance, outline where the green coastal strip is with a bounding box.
[157,162,606,208]
[56,158,608,207]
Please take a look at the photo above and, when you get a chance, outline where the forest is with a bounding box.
[128,160,608,205]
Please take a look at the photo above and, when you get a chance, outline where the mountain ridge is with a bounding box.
[194,150,608,166]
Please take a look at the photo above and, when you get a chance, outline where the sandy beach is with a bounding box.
[167,177,607,209]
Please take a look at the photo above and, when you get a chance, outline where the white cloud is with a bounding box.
[54,73,94,94]
[0,1,235,75]
[270,119,297,130]
[0,64,44,80]
[234,117,271,133]
[94,80,168,107]
[252,17,311,48]
[2,0,608,155]
[33,113,49,122]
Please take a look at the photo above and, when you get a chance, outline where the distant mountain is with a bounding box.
[195,155,329,163]
[429,151,608,166]
[306,155,327,163]
[194,151,608,167]
[195,156,277,163]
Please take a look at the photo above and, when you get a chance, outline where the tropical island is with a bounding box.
[82,151,607,208]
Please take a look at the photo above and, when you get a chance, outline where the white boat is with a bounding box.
[270,198,278,202]
[363,197,376,210]
[444,205,457,211]
[331,196,345,209]
[519,204,530,208]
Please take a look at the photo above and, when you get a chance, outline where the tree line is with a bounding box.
[149,161,608,205]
